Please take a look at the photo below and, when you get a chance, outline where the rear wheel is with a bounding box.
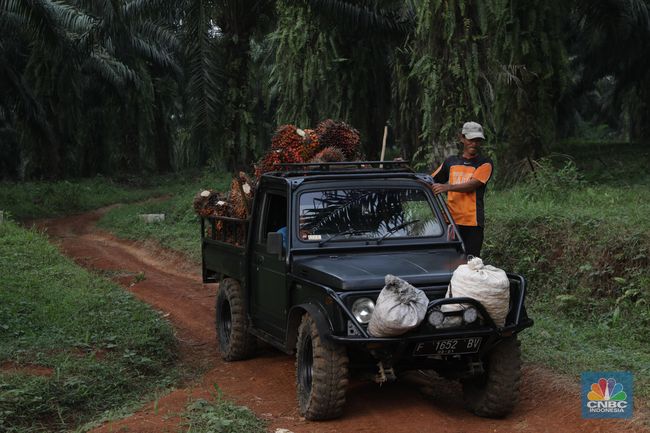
[215,278,255,361]
[462,337,521,417]
[296,314,349,420]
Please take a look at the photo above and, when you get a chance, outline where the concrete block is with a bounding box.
[138,213,165,223]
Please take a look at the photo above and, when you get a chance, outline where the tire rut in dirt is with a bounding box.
[296,313,349,420]
[462,336,521,417]
[216,278,256,361]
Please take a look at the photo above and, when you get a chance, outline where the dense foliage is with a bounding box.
[1,0,649,180]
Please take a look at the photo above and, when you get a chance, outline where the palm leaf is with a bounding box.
[134,21,180,52]
[2,0,96,42]
[129,34,182,78]
[308,0,413,36]
[84,48,141,89]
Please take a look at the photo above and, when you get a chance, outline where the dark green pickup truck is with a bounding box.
[201,161,533,420]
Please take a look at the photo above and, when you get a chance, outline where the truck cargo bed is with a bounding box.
[201,216,248,283]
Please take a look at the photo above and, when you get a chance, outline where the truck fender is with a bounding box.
[286,303,334,352]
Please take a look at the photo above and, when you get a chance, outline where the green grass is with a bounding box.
[97,172,230,262]
[0,219,178,432]
[550,141,650,185]
[0,173,197,220]
[521,306,650,397]
[179,387,266,433]
[488,183,650,229]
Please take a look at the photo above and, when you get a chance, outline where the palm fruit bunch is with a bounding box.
[254,149,284,178]
[309,146,345,163]
[193,190,229,218]
[314,119,361,159]
[193,189,232,238]
[228,171,255,220]
[301,128,320,158]
[255,125,306,177]
[255,125,322,177]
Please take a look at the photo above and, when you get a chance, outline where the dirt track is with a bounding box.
[37,208,649,433]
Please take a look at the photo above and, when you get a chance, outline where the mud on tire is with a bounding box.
[296,313,349,420]
[462,336,521,418]
[216,278,256,361]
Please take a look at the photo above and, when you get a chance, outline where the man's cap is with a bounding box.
[462,121,485,140]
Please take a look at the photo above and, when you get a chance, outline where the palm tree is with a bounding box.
[267,0,410,159]
[393,0,490,166]
[178,0,275,171]
[0,0,182,178]
[0,0,96,178]
[486,0,570,161]
[216,0,276,169]
[72,0,182,173]
[571,0,650,142]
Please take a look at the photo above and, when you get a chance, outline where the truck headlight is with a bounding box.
[462,307,478,324]
[428,308,445,327]
[352,298,375,324]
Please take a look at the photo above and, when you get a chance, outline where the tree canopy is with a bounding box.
[1,0,648,180]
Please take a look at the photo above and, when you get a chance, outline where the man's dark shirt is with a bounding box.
[431,155,493,227]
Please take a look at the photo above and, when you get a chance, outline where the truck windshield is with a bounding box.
[298,188,443,243]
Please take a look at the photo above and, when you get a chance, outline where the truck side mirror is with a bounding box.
[267,232,284,256]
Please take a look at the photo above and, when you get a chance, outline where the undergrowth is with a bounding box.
[180,386,266,433]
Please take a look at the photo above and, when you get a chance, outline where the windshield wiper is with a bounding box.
[318,229,370,247]
[376,219,420,244]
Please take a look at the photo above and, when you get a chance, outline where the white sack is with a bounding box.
[368,275,429,337]
[442,257,510,326]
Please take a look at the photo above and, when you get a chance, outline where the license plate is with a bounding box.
[413,337,482,356]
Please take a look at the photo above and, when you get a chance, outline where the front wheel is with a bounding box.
[462,337,522,417]
[215,278,256,361]
[295,313,349,420]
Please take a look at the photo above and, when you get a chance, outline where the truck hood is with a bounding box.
[292,249,464,290]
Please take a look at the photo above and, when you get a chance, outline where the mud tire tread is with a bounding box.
[296,314,349,420]
[462,336,521,418]
[215,278,256,361]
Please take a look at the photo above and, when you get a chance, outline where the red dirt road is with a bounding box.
[37,209,649,433]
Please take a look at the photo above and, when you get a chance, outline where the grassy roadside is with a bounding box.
[0,172,266,433]
[0,173,195,220]
[0,220,178,432]
[484,146,650,401]
[97,172,230,263]
[484,205,650,400]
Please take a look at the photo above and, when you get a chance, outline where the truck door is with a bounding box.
[250,190,288,340]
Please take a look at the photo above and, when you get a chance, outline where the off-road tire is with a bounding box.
[295,313,349,420]
[215,278,256,361]
[462,336,521,418]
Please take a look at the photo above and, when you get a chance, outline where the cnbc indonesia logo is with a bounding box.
[582,372,633,419]
[587,378,627,411]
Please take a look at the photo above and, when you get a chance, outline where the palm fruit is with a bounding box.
[301,128,320,159]
[309,146,345,163]
[228,171,255,220]
[193,190,228,218]
[255,125,309,177]
[315,119,361,159]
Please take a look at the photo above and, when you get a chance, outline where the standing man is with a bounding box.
[431,121,493,258]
